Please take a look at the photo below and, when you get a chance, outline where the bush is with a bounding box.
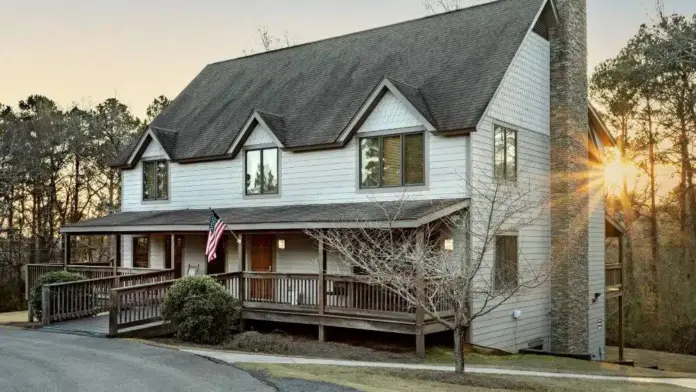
[224,331,291,353]
[29,270,86,320]
[161,276,241,344]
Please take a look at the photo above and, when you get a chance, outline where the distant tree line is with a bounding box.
[0,95,170,311]
[591,12,696,354]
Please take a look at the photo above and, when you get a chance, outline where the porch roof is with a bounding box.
[61,199,469,234]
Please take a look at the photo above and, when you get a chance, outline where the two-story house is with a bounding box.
[61,0,621,359]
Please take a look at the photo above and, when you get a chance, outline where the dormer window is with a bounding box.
[143,160,169,201]
[245,147,279,195]
[359,132,425,189]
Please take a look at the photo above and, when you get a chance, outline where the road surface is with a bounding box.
[0,327,275,392]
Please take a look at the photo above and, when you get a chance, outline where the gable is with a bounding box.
[244,122,278,146]
[111,0,546,167]
[358,91,423,133]
[141,136,167,158]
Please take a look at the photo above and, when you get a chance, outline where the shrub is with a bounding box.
[29,270,86,320]
[224,331,291,353]
[161,276,241,344]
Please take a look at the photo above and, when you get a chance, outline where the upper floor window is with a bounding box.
[143,160,169,201]
[494,235,518,290]
[359,132,425,189]
[494,125,517,182]
[246,147,279,195]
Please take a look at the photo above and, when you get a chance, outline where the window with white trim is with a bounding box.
[494,125,517,182]
[494,235,518,290]
[245,147,279,195]
[359,132,425,189]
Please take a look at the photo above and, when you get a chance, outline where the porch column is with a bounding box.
[238,234,246,332]
[415,230,425,358]
[113,235,121,275]
[63,234,71,271]
[317,237,326,342]
[170,233,176,273]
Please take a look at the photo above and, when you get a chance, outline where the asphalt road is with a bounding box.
[0,327,275,392]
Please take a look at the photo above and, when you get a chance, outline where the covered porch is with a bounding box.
[44,199,467,354]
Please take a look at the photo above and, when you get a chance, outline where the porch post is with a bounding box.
[63,234,71,271]
[170,233,175,272]
[317,237,326,342]
[415,231,425,358]
[238,234,246,332]
[113,235,121,275]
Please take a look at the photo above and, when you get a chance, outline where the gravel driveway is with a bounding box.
[0,327,356,392]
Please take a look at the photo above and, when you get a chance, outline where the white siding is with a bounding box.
[149,235,166,269]
[358,91,421,133]
[183,235,207,275]
[142,138,167,159]
[244,123,277,146]
[588,161,606,359]
[469,32,552,352]
[121,108,469,212]
[121,235,133,268]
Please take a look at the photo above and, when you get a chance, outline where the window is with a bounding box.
[359,132,425,188]
[245,147,279,195]
[143,160,169,201]
[494,125,517,181]
[494,236,518,289]
[133,237,149,268]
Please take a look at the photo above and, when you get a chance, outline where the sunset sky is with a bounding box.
[2,0,695,117]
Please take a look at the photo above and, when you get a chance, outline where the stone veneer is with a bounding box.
[549,0,591,354]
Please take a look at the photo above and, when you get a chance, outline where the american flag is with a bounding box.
[205,210,225,262]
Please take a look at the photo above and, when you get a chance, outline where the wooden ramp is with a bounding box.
[40,312,171,338]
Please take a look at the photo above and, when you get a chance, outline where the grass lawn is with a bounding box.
[606,346,696,373]
[239,363,692,392]
[0,311,29,325]
[426,347,694,378]
[150,332,694,379]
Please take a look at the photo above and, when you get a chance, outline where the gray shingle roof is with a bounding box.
[62,199,467,232]
[113,0,544,166]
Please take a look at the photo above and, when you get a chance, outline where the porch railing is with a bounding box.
[40,270,174,326]
[50,271,454,337]
[42,276,116,324]
[109,280,175,334]
[605,263,623,288]
[26,264,165,300]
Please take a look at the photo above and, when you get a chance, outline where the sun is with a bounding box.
[604,155,638,195]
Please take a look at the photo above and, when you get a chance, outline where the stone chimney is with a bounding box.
[549,0,591,354]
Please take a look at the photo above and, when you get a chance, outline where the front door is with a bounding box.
[250,235,274,299]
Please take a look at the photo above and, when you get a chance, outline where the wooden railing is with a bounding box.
[109,280,175,335]
[606,263,623,288]
[324,275,413,317]
[213,272,452,321]
[119,270,175,287]
[41,276,116,324]
[38,269,174,326]
[41,270,455,336]
[25,264,64,299]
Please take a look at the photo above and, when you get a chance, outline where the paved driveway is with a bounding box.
[0,327,274,392]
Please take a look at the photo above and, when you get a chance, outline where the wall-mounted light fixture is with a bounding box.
[277,239,286,250]
[443,238,454,251]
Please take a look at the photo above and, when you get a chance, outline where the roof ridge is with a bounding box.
[209,0,515,67]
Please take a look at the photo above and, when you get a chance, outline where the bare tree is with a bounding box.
[306,172,550,373]
[244,27,296,55]
[423,0,495,14]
